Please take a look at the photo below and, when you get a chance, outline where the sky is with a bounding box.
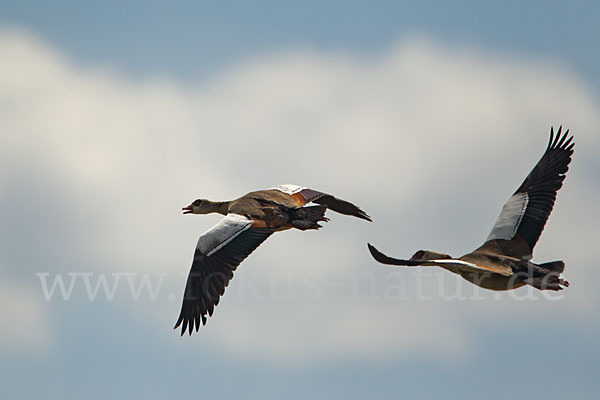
[1,1,600,399]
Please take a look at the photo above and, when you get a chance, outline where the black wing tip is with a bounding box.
[346,206,371,221]
[359,210,372,222]
[367,243,423,266]
[311,194,372,222]
[367,243,397,265]
[549,125,575,151]
[174,310,208,336]
[174,314,184,334]
[367,242,383,260]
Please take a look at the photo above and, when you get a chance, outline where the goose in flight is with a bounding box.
[175,184,371,335]
[368,127,573,292]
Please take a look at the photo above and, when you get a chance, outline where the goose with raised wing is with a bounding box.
[175,184,371,335]
[368,127,573,292]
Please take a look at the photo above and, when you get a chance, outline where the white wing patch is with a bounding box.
[486,192,529,242]
[431,259,496,273]
[196,214,254,256]
[271,184,305,195]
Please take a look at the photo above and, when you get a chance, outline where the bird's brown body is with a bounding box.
[227,189,312,229]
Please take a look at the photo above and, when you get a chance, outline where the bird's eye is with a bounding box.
[194,200,202,206]
[415,251,424,259]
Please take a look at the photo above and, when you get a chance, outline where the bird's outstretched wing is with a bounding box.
[174,214,274,336]
[272,184,371,221]
[367,243,506,274]
[483,127,574,257]
[367,243,512,276]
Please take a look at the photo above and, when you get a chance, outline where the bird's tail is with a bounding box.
[522,260,569,290]
[289,205,329,230]
[538,260,565,273]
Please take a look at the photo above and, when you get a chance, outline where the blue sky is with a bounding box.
[1,2,600,399]
[3,0,600,88]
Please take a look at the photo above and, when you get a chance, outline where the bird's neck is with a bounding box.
[206,201,230,215]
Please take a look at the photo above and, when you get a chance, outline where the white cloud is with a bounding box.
[1,28,599,362]
[0,280,51,353]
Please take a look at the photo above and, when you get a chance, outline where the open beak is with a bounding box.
[182,205,193,214]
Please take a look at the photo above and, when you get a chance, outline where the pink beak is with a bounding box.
[182,205,193,214]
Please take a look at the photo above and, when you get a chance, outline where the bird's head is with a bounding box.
[410,250,452,261]
[182,199,211,215]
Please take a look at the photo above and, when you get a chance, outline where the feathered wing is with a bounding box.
[312,194,371,221]
[174,214,274,335]
[367,243,423,266]
[367,243,507,275]
[483,127,574,257]
[272,184,371,221]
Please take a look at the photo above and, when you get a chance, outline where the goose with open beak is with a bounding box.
[175,184,371,335]
[368,127,574,292]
